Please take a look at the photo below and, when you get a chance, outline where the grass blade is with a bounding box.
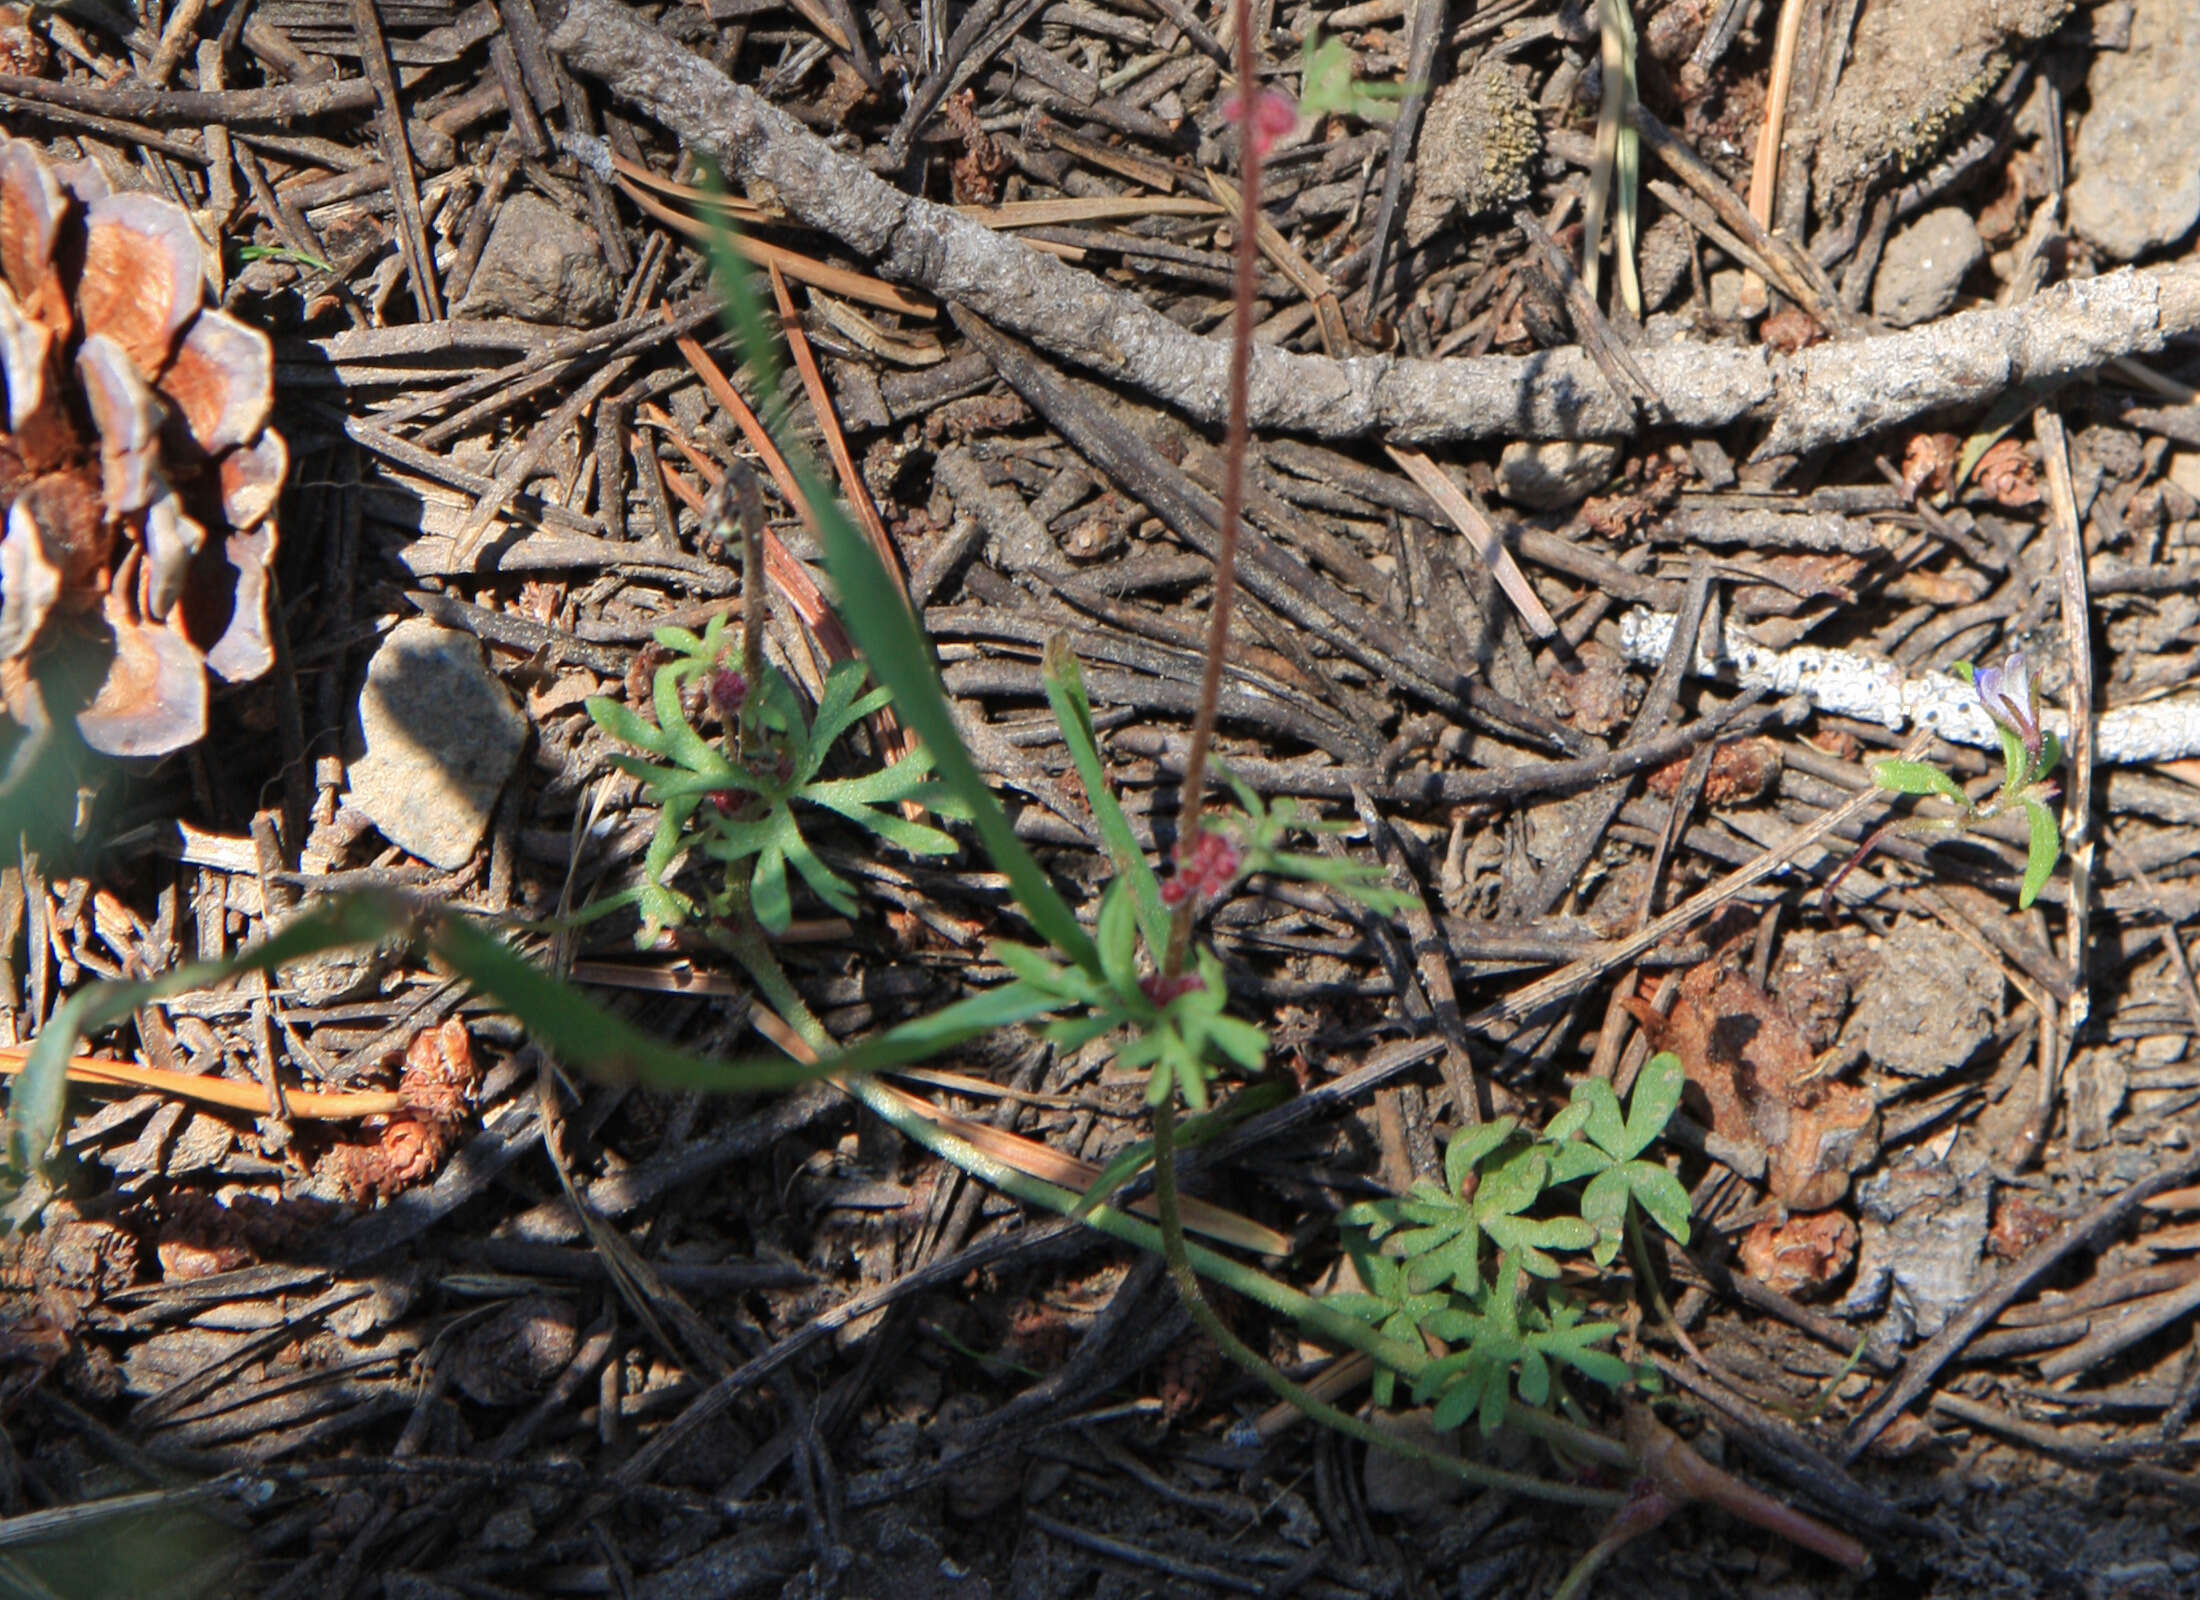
[1041,636,1166,953]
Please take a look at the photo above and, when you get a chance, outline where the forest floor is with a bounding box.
[3,0,2200,1596]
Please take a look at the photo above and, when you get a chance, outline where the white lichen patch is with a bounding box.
[1617,608,2200,764]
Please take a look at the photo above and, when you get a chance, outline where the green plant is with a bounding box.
[1,125,1873,1589]
[236,241,336,273]
[1298,26,1414,123]
[1331,1055,1687,1430]
[1836,646,2064,910]
[585,615,954,936]
[1544,1047,1693,1264]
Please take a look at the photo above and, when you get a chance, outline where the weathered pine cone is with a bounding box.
[0,136,285,756]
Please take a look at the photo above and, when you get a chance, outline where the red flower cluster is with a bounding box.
[1159,826,1241,908]
[1139,971,1206,1008]
[1222,88,1298,160]
[708,664,747,719]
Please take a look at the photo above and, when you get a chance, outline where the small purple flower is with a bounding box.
[1972,650,2041,759]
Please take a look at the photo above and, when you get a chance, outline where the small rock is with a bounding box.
[2066,1046,2129,1150]
[1404,64,1540,248]
[1361,1408,1465,1516]
[1705,268,1749,322]
[478,1506,535,1552]
[1839,1142,1992,1342]
[1635,211,1694,312]
[1871,207,1983,326]
[1495,439,1620,510]
[348,620,527,870]
[450,1294,580,1406]
[2070,0,2200,259]
[1841,920,2000,1077]
[456,191,615,326]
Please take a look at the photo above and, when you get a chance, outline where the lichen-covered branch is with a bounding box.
[1618,609,2200,765]
[551,0,2200,452]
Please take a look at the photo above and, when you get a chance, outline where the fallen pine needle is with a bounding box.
[0,1046,405,1120]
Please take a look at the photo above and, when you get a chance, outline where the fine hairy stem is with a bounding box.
[1164,0,1259,978]
[727,460,769,692]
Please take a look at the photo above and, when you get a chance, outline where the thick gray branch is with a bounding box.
[552,0,2200,451]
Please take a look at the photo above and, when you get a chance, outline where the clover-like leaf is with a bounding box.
[1542,1096,1592,1146]
[1579,1164,1635,1266]
[1472,1144,1548,1220]
[1403,1220,1484,1297]
[1622,1050,1684,1161]
[1547,1137,1613,1186]
[1443,1115,1518,1194]
[1328,1248,1454,1408]
[1530,1301,1629,1388]
[1483,1213,1597,1278]
[1627,1161,1693,1246]
[1573,1076,1627,1158]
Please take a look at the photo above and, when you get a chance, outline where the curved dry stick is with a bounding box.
[550,0,2200,453]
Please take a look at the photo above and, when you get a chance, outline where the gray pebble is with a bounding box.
[1871,207,1983,327]
[456,191,616,326]
[347,620,527,870]
[2070,0,2200,260]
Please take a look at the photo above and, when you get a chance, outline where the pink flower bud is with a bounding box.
[1180,828,1242,896]
[1140,972,1207,1008]
[1159,827,1242,909]
[708,666,748,719]
[1222,87,1298,160]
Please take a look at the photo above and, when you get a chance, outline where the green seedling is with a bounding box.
[236,242,336,274]
[1543,1047,1694,1265]
[1833,646,2064,910]
[1298,26,1417,124]
[585,616,954,936]
[1333,1055,1687,1431]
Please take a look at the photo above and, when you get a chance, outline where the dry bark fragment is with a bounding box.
[316,1020,481,1204]
[1738,1209,1860,1299]
[1627,961,1880,1211]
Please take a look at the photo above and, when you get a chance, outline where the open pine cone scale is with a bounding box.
[0,136,286,758]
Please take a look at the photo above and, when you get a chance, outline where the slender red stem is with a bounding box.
[1165,0,1258,976]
